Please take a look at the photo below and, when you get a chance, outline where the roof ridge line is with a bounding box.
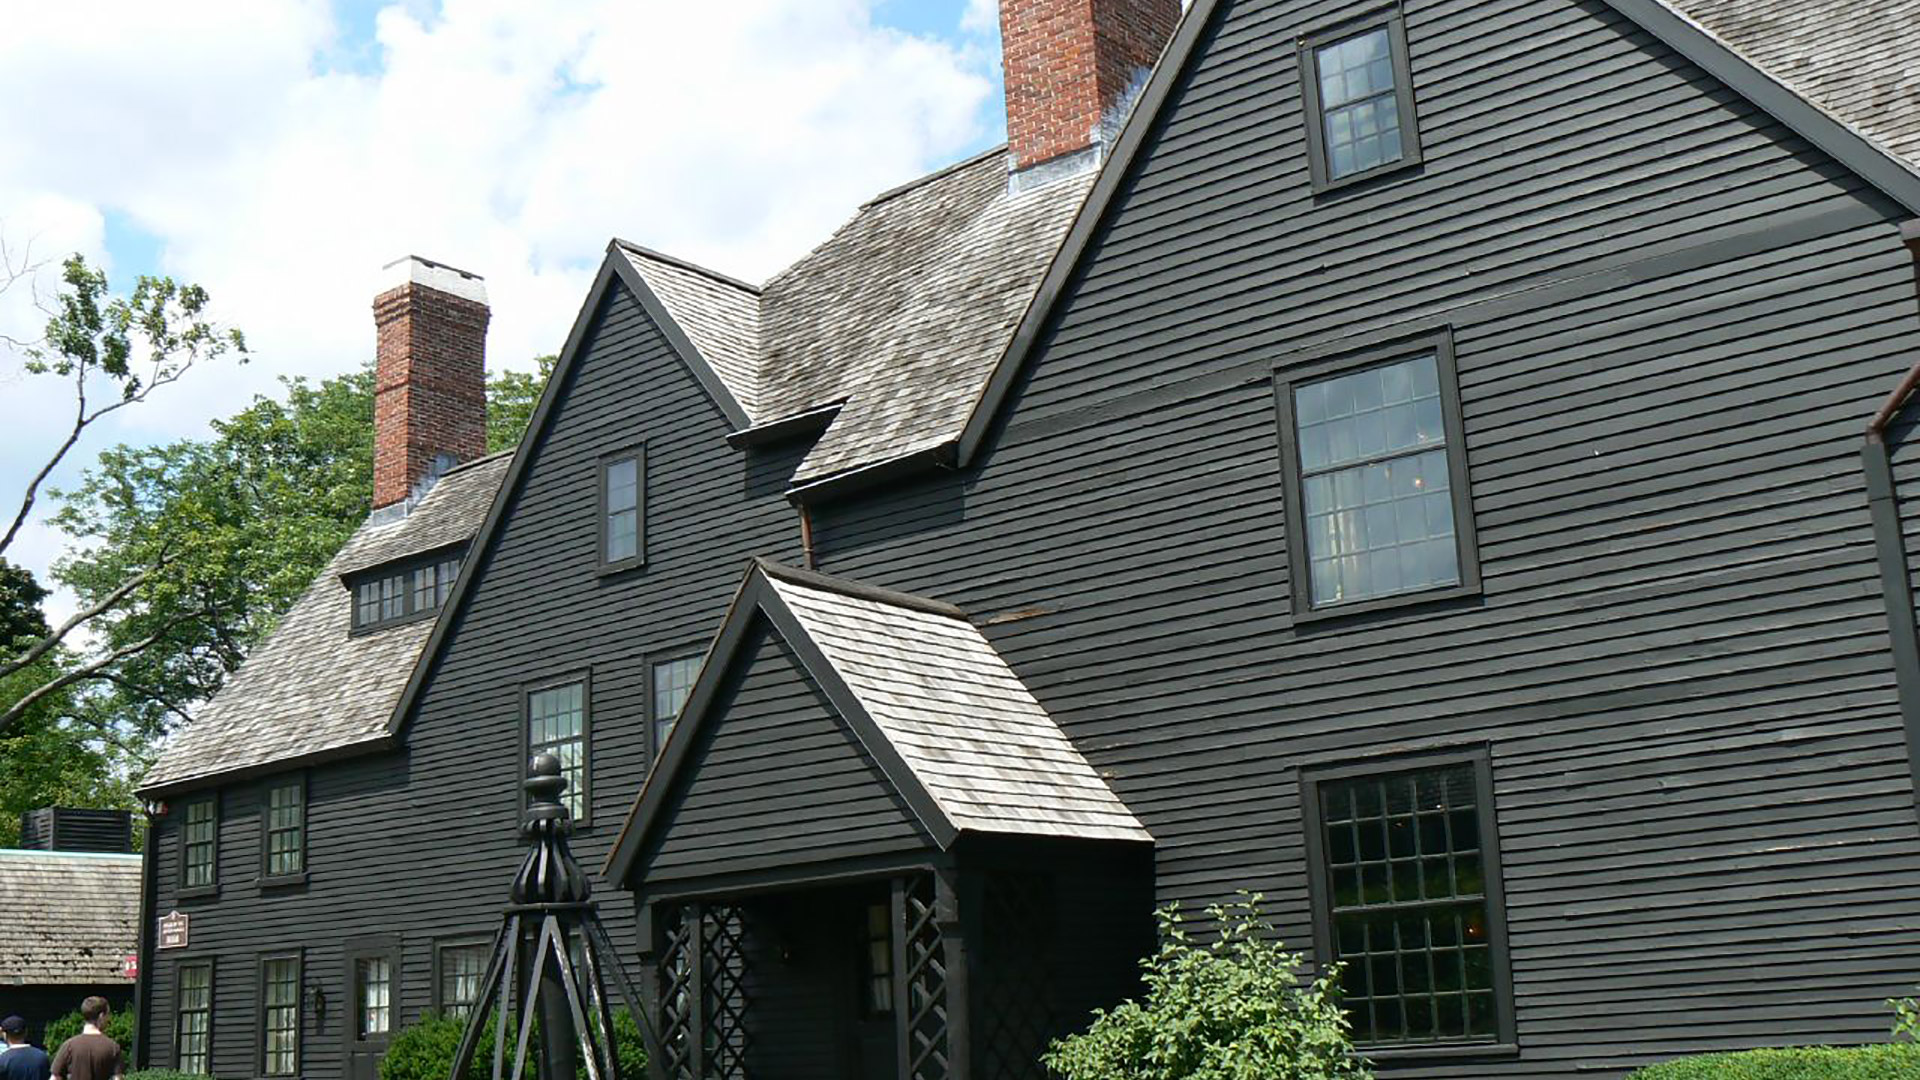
[753,558,966,618]
[611,239,764,294]
[859,144,1010,210]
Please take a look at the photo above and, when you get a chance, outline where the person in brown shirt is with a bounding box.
[48,999,120,1080]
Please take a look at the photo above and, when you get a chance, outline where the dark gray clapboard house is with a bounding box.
[134,0,1920,1077]
[0,810,140,1046]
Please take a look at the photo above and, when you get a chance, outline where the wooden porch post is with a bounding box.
[687,901,706,1079]
[935,867,971,1080]
[892,876,913,1080]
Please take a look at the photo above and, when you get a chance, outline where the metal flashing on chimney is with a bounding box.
[383,254,488,306]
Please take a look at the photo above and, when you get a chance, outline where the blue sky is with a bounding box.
[0,0,1011,618]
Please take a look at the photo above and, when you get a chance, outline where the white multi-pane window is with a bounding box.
[603,452,643,566]
[260,955,301,1076]
[1292,352,1459,608]
[528,682,588,818]
[439,944,488,1020]
[358,956,393,1039]
[181,798,217,889]
[651,656,703,758]
[175,962,213,1074]
[265,778,304,877]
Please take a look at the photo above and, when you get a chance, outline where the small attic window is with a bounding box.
[350,551,464,632]
[1299,10,1423,191]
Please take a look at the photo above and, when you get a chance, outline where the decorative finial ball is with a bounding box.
[523,753,569,811]
[529,752,563,779]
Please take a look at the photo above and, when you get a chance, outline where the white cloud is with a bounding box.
[0,0,1000,594]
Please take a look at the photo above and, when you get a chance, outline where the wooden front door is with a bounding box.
[344,938,400,1080]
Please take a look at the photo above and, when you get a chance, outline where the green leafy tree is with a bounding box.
[488,354,555,453]
[1,254,246,735]
[1043,895,1370,1080]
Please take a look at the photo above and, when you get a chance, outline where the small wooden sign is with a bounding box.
[158,910,189,950]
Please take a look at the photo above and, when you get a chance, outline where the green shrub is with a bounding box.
[1891,987,1919,1041]
[125,1070,215,1080]
[1625,1044,1920,1080]
[42,1006,135,1055]
[380,1009,648,1080]
[1043,893,1371,1080]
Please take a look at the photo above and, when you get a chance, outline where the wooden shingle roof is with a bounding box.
[140,452,511,793]
[0,850,139,986]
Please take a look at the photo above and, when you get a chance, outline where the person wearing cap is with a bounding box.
[0,1016,50,1080]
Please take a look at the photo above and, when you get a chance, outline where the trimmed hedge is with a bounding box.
[42,1007,135,1056]
[380,1010,647,1080]
[1626,1044,1920,1079]
[125,1071,215,1080]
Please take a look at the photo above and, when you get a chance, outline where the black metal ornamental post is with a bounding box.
[449,753,662,1080]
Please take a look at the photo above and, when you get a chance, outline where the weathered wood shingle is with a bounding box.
[0,850,139,985]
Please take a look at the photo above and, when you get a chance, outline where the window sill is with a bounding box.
[260,871,309,890]
[1311,153,1424,197]
[595,558,646,578]
[1358,1040,1518,1064]
[176,885,220,901]
[1293,580,1482,626]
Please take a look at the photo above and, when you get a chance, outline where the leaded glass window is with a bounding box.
[528,682,587,819]
[861,901,893,1017]
[439,943,488,1021]
[260,955,301,1075]
[353,555,461,631]
[1292,352,1459,608]
[1313,761,1506,1045]
[357,955,393,1039]
[176,962,212,1074]
[603,452,642,566]
[651,655,702,759]
[265,778,304,877]
[181,798,217,889]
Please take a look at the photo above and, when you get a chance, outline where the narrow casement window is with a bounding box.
[259,954,302,1076]
[650,655,702,759]
[1300,11,1422,190]
[437,942,489,1020]
[527,681,588,820]
[1302,752,1514,1048]
[264,777,305,878]
[357,955,393,1039]
[601,450,644,569]
[860,901,894,1018]
[175,961,213,1074]
[180,798,218,891]
[1276,331,1477,620]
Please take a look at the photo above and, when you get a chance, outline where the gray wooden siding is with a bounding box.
[805,0,1920,1075]
[640,618,931,884]
[141,280,808,1080]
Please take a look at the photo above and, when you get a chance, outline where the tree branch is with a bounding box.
[0,626,173,734]
[0,560,160,681]
[0,361,88,557]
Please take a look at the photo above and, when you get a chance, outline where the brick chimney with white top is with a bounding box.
[371,256,489,511]
[1000,0,1181,177]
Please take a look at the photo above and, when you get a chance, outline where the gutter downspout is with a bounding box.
[133,806,160,1069]
[1868,224,1920,824]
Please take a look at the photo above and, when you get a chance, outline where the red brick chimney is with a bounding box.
[371,256,489,511]
[999,0,1181,174]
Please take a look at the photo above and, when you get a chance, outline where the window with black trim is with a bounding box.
[435,940,489,1021]
[600,449,644,570]
[1302,751,1514,1049]
[650,654,702,759]
[174,960,213,1074]
[1275,331,1477,619]
[356,954,394,1040]
[1299,9,1422,190]
[257,952,302,1076]
[527,680,588,820]
[263,775,305,880]
[351,551,463,632]
[179,796,218,893]
[859,900,893,1018]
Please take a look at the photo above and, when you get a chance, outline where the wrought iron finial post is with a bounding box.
[447,754,663,1080]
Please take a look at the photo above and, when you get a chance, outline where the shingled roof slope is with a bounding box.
[624,148,1092,484]
[762,567,1149,842]
[141,452,511,792]
[1670,0,1920,167]
[622,249,763,417]
[0,850,139,985]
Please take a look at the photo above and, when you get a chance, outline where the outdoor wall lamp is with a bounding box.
[308,985,327,1030]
